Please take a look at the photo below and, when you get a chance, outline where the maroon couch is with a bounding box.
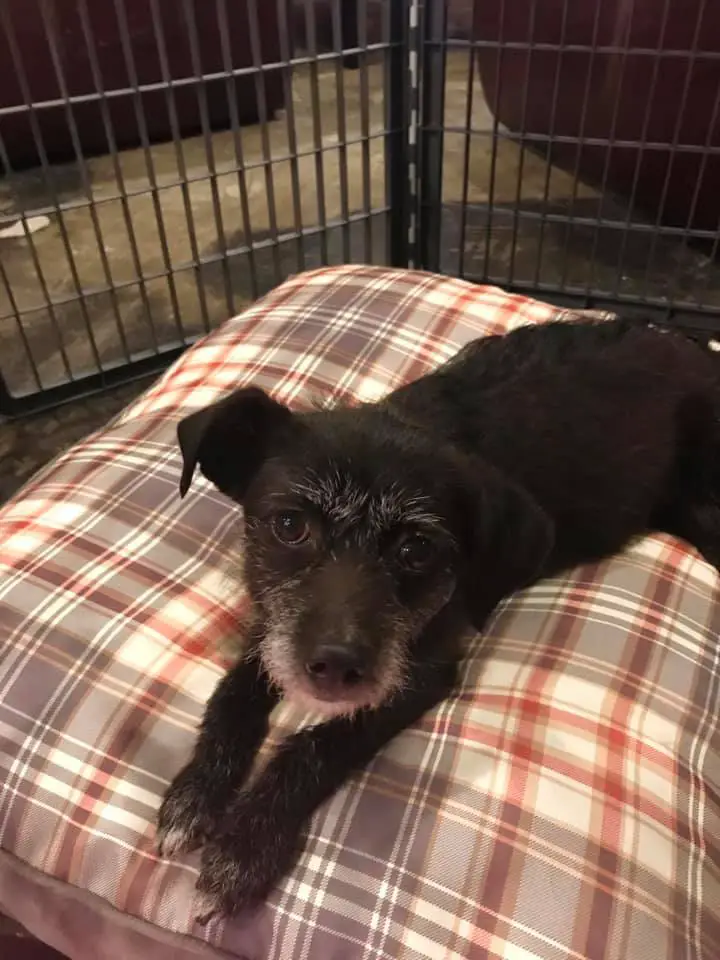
[0,0,284,170]
[473,0,720,233]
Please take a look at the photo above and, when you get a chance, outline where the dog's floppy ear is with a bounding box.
[463,465,555,631]
[177,386,293,499]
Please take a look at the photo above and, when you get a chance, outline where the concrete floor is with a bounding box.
[2,51,720,402]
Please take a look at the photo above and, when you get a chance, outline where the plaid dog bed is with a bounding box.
[0,266,718,960]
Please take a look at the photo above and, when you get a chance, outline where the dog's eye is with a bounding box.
[396,533,437,573]
[270,510,311,546]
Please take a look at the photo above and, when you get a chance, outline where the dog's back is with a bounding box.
[385,318,720,571]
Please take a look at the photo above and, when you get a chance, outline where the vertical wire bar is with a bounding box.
[482,0,508,279]
[329,0,351,263]
[673,70,720,308]
[457,0,481,279]
[417,0,447,273]
[180,0,234,318]
[610,0,673,299]
[533,0,570,287]
[110,0,203,336]
[0,256,43,393]
[38,0,132,362]
[302,0,329,265]
[145,0,211,334]
[578,10,635,294]
[386,0,411,266]
[246,0,283,283]
[641,0,708,303]
[357,0,374,262]
[75,0,181,347]
[215,0,261,300]
[0,4,103,376]
[0,132,72,383]
[342,0,360,70]
[274,0,306,274]
[558,0,603,290]
[506,0,539,284]
[379,0,392,265]
[583,31,636,298]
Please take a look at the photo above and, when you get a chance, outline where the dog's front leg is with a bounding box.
[194,659,458,920]
[156,654,278,857]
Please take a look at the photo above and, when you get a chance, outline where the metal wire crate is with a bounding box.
[0,0,407,415]
[1,0,719,417]
[417,0,720,341]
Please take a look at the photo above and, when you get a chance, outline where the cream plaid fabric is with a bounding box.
[0,266,718,959]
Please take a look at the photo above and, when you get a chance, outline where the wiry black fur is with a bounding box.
[157,316,720,919]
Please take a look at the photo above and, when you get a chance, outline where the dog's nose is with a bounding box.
[305,646,366,697]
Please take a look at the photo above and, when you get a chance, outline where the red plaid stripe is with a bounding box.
[0,266,718,960]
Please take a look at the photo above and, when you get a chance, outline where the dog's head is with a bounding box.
[177,387,553,716]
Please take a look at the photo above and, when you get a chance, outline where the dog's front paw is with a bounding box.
[194,809,305,920]
[156,763,221,858]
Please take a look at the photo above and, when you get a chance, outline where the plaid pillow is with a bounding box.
[0,265,718,960]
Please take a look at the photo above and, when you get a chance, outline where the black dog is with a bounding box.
[157,316,720,919]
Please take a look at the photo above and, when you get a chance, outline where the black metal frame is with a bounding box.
[2,0,720,418]
[415,0,447,273]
